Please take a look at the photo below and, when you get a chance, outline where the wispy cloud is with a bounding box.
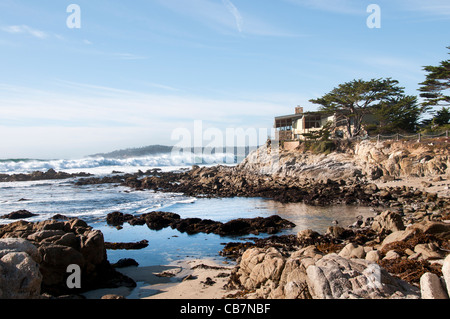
[222,0,243,33]
[0,81,284,128]
[1,24,48,39]
[400,0,450,17]
[145,82,180,92]
[155,0,298,37]
[284,0,364,15]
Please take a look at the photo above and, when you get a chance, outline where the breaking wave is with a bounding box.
[0,152,237,174]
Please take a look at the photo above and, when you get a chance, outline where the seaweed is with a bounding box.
[378,259,442,285]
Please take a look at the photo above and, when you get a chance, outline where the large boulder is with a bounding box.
[1,210,37,220]
[420,272,449,299]
[235,247,420,299]
[0,238,40,262]
[238,247,285,290]
[372,210,405,234]
[0,218,135,297]
[0,252,42,299]
[443,254,450,297]
[305,254,419,299]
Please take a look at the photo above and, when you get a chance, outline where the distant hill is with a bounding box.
[90,145,173,158]
[90,145,259,159]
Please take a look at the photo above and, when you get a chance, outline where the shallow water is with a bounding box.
[0,177,376,267]
[98,197,375,267]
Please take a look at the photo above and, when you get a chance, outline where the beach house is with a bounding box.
[274,107,337,141]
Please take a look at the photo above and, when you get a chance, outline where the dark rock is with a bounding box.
[1,210,37,220]
[106,211,134,226]
[0,169,92,183]
[0,218,136,296]
[112,258,139,268]
[145,212,181,230]
[105,240,149,250]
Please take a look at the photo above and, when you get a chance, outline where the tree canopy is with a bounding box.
[309,78,405,137]
[419,46,450,108]
[372,95,424,134]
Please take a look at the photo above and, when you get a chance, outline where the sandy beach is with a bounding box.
[374,175,450,199]
[81,258,236,299]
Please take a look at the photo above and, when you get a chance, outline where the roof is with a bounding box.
[274,111,333,121]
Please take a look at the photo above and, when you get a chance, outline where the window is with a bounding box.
[275,118,293,131]
[304,115,322,129]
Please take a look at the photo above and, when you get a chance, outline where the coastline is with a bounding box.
[80,258,236,299]
[0,138,449,299]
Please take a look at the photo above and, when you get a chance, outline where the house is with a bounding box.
[274,106,336,141]
[274,106,377,141]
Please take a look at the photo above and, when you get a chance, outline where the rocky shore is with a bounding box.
[0,168,92,183]
[220,208,450,299]
[0,139,449,299]
[106,211,295,236]
[0,216,135,298]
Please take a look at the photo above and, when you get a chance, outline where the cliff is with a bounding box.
[238,139,450,183]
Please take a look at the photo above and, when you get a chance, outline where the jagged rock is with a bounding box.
[237,247,285,291]
[414,243,445,260]
[372,210,405,234]
[0,219,135,297]
[410,220,450,240]
[305,254,419,299]
[236,247,420,299]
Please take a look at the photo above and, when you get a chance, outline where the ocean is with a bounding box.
[0,154,375,267]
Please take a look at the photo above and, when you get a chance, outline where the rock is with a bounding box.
[0,252,42,299]
[101,294,126,299]
[372,210,405,234]
[234,245,420,299]
[380,228,418,251]
[144,212,181,230]
[80,229,107,266]
[105,240,149,250]
[0,238,40,262]
[218,215,295,236]
[384,250,401,260]
[297,229,320,243]
[0,218,136,296]
[326,226,353,239]
[238,247,285,290]
[338,243,366,259]
[38,245,86,289]
[410,220,450,239]
[112,258,139,268]
[365,250,380,262]
[305,254,419,299]
[420,272,449,299]
[1,210,37,220]
[442,254,450,297]
[27,230,66,242]
[414,243,445,260]
[106,211,126,226]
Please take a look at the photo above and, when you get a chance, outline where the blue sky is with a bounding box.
[0,0,449,158]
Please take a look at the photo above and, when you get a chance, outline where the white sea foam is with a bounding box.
[0,152,236,174]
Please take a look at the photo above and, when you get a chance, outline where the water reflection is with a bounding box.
[261,201,376,234]
[165,197,377,235]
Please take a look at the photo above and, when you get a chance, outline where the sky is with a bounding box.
[0,0,449,159]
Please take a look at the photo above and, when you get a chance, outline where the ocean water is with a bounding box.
[0,155,376,267]
[0,152,235,174]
